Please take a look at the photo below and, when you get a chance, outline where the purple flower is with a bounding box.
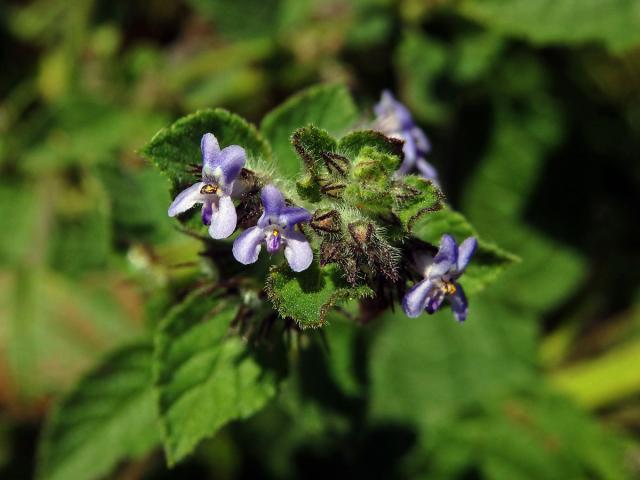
[373,90,439,182]
[168,133,245,239]
[402,234,477,322]
[232,185,313,272]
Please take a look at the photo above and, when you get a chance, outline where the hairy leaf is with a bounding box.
[291,125,337,177]
[392,175,444,232]
[154,290,280,465]
[266,264,374,328]
[36,342,160,480]
[261,84,358,179]
[338,130,403,160]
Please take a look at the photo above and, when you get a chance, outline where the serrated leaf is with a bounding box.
[458,0,640,53]
[392,175,444,232]
[36,342,160,480]
[266,264,373,328]
[337,130,403,160]
[291,125,337,176]
[412,209,517,294]
[261,84,358,179]
[154,290,280,465]
[141,109,271,232]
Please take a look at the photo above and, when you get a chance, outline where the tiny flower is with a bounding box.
[232,185,313,272]
[168,133,245,239]
[373,90,439,182]
[402,234,477,322]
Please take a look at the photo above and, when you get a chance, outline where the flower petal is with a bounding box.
[283,230,313,272]
[456,237,477,275]
[401,278,434,318]
[201,200,213,225]
[265,229,282,253]
[201,133,220,168]
[425,289,445,314]
[208,195,237,239]
[375,90,413,131]
[412,126,431,153]
[416,158,439,183]
[168,182,204,217]
[449,283,468,322]
[280,206,311,228]
[232,226,264,265]
[218,145,246,186]
[398,133,417,175]
[430,234,458,278]
[261,185,285,216]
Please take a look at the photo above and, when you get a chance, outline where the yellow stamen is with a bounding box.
[272,229,279,237]
[443,282,457,295]
[201,184,218,195]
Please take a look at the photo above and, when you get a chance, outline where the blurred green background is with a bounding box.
[1,0,640,479]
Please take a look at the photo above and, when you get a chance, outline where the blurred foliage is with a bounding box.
[1,0,639,479]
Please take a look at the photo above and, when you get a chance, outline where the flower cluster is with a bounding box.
[168,133,313,272]
[168,103,477,322]
[373,90,439,183]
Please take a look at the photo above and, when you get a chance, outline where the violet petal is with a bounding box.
[449,283,468,322]
[402,278,435,318]
[168,182,205,217]
[232,226,264,265]
[283,230,313,272]
[208,195,237,239]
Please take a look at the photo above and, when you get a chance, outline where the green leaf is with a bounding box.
[36,342,161,480]
[396,31,450,123]
[98,163,172,246]
[2,267,144,397]
[457,0,640,53]
[261,84,358,179]
[141,108,271,232]
[47,174,111,277]
[291,124,338,177]
[21,97,167,172]
[337,130,403,160]
[392,175,444,232]
[265,264,374,328]
[461,72,586,311]
[412,209,518,295]
[369,297,538,430]
[153,290,280,465]
[433,393,630,480]
[0,180,39,266]
[187,0,282,40]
